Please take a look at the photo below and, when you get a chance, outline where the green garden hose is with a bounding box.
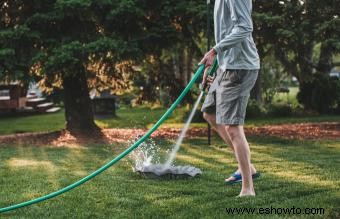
[0,64,206,213]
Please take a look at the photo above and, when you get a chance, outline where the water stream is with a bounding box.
[131,91,204,177]
[163,91,204,168]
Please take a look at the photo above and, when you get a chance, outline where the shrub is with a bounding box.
[159,89,171,108]
[119,92,136,106]
[182,108,205,123]
[245,99,267,119]
[268,104,293,117]
[297,74,340,114]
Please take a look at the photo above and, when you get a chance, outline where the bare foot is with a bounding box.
[238,191,256,197]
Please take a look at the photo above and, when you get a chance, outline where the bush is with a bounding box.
[297,74,340,114]
[119,92,136,106]
[182,108,205,123]
[159,89,171,108]
[267,104,293,117]
[245,99,267,119]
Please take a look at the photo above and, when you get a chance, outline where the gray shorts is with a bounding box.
[201,68,258,125]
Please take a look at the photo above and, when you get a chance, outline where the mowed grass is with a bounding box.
[0,106,180,134]
[0,106,339,135]
[273,86,299,106]
[0,101,339,217]
[0,136,339,218]
[0,111,65,135]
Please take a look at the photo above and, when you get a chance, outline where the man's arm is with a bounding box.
[213,0,253,54]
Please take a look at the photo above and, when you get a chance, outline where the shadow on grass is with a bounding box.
[1,135,340,218]
[0,129,114,148]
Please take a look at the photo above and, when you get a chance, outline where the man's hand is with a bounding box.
[201,68,215,89]
[198,48,217,67]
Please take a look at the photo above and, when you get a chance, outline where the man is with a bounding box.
[199,0,260,197]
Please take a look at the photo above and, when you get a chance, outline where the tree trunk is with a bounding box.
[297,40,315,82]
[317,43,333,74]
[186,48,193,85]
[62,69,100,134]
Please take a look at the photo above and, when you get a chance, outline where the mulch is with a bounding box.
[0,122,339,146]
[246,122,340,140]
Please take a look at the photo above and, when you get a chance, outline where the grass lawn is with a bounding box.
[0,111,65,135]
[0,136,339,218]
[273,86,299,106]
[0,103,339,218]
[0,106,181,134]
[0,106,339,135]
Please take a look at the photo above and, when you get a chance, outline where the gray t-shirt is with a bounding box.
[213,0,260,70]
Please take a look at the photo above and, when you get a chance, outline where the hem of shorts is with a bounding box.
[201,108,215,114]
[219,65,260,71]
[216,118,245,125]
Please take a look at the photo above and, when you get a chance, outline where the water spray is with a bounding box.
[133,58,219,178]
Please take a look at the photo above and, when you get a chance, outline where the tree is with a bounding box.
[130,0,207,104]
[254,0,340,79]
[0,0,208,133]
[1,1,141,133]
[253,0,340,109]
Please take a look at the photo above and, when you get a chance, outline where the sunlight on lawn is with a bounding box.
[95,120,110,129]
[0,137,339,218]
[269,170,338,189]
[175,154,217,169]
[249,142,340,189]
[7,158,56,172]
[181,144,231,165]
[174,138,340,193]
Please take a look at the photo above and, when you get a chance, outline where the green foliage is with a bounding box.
[55,0,92,10]
[246,99,267,119]
[267,104,293,117]
[118,92,136,106]
[159,88,171,108]
[1,0,339,124]
[126,0,206,104]
[260,54,288,104]
[0,2,124,85]
[0,0,206,93]
[297,74,340,114]
[253,0,340,82]
[0,22,40,81]
[247,98,300,118]
[181,108,205,123]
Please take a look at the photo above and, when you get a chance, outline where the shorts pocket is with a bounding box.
[220,70,242,86]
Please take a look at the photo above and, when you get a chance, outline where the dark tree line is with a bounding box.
[1,0,339,133]
[253,0,340,111]
[254,0,340,80]
[0,0,206,133]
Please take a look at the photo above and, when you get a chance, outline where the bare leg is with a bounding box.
[203,112,234,150]
[203,112,256,179]
[225,125,255,196]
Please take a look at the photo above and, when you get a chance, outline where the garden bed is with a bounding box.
[0,122,338,146]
